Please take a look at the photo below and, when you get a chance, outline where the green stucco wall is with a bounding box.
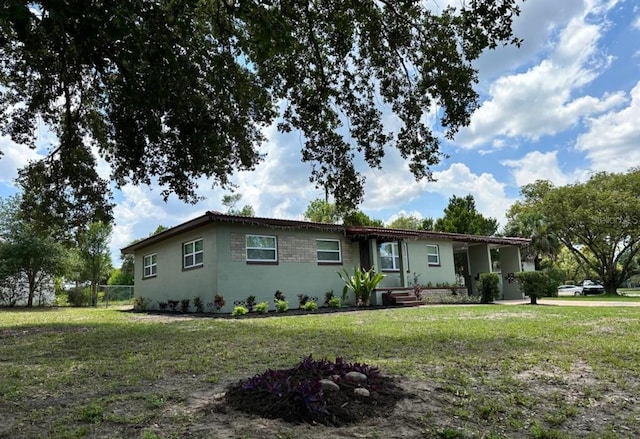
[133,225,217,309]
[214,225,354,310]
[374,239,457,289]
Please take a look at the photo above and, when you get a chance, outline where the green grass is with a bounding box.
[1,305,640,438]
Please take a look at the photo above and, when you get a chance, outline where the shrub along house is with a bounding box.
[121,212,530,312]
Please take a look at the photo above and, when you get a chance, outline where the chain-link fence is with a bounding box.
[98,285,135,307]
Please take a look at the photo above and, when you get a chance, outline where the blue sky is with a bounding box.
[1,0,639,267]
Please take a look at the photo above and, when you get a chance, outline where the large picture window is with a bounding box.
[427,244,440,266]
[183,238,203,269]
[246,235,277,262]
[317,239,341,263]
[143,253,157,278]
[380,242,399,271]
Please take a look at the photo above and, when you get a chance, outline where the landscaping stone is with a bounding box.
[354,388,370,397]
[345,371,368,382]
[320,379,340,392]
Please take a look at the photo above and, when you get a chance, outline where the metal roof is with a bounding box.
[121,211,530,254]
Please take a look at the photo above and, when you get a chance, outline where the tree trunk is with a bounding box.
[602,278,619,295]
[27,276,35,308]
[530,295,538,305]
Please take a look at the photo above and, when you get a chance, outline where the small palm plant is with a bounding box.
[338,267,385,306]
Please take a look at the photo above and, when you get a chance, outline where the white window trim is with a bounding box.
[183,238,204,269]
[380,242,400,271]
[143,253,157,278]
[316,239,342,263]
[246,234,278,262]
[427,244,440,266]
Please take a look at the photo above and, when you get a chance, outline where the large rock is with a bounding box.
[345,371,367,382]
[319,379,340,392]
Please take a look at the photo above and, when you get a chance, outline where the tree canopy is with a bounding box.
[0,1,522,212]
[387,214,425,230]
[77,221,113,306]
[507,170,640,294]
[303,198,383,226]
[222,194,255,217]
[0,195,69,306]
[434,194,498,235]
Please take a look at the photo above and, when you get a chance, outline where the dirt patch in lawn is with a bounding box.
[152,369,638,439]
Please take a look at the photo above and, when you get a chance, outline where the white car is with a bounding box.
[557,285,583,296]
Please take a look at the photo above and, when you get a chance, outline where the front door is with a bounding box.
[359,240,372,270]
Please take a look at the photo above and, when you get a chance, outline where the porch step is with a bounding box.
[389,291,422,307]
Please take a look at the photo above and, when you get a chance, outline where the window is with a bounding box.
[143,253,157,278]
[317,239,341,263]
[380,242,400,271]
[246,235,277,262]
[183,238,203,269]
[427,244,440,266]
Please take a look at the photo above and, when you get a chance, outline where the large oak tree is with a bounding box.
[1,0,523,213]
[507,171,640,294]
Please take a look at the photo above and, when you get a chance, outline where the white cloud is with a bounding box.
[110,185,177,258]
[385,209,424,225]
[575,80,640,172]
[500,150,589,187]
[474,0,586,81]
[429,163,514,226]
[365,154,514,226]
[456,1,626,149]
[0,136,43,184]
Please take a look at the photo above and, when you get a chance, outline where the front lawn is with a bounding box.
[1,305,639,438]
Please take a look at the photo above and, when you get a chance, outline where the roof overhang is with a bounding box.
[120,211,345,254]
[345,227,531,247]
[121,212,531,255]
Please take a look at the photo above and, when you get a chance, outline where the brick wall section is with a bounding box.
[230,233,246,262]
[230,233,352,264]
[280,236,315,263]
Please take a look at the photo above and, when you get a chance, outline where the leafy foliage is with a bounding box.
[65,286,89,307]
[387,214,425,230]
[507,171,640,293]
[338,267,385,306]
[434,195,498,235]
[302,300,319,311]
[193,297,204,313]
[133,297,151,312]
[232,305,249,316]
[304,199,384,226]
[516,271,560,305]
[245,295,256,312]
[214,294,225,312]
[504,181,561,269]
[229,355,383,425]
[477,273,500,304]
[275,300,289,313]
[328,297,341,308]
[303,199,341,224]
[221,194,254,217]
[1,1,522,211]
[77,222,112,306]
[0,195,69,307]
[297,294,310,307]
[255,301,269,314]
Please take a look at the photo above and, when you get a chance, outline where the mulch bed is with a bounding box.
[224,370,408,426]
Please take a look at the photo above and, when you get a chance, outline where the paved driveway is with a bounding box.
[497,299,640,307]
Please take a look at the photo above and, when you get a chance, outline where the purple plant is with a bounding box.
[239,355,380,422]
